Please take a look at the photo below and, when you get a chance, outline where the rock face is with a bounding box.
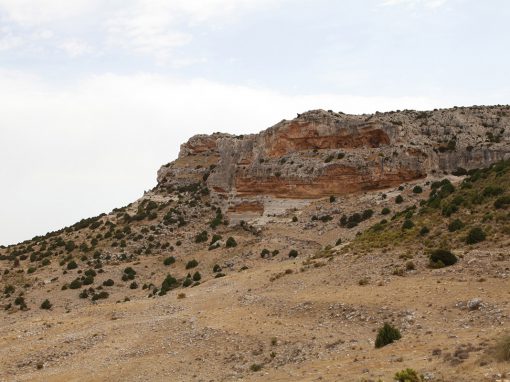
[157,106,510,218]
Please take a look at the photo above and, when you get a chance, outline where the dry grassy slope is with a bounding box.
[2,114,510,380]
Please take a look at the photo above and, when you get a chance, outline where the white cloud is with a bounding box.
[0,0,100,26]
[59,39,93,57]
[0,26,22,51]
[382,0,449,8]
[0,0,284,59]
[104,0,283,60]
[0,69,442,245]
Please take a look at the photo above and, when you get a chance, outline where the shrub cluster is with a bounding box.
[340,209,374,228]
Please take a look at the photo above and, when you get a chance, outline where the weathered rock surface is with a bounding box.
[157,106,510,218]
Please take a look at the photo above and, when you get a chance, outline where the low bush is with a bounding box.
[195,230,208,243]
[103,279,114,287]
[381,207,391,215]
[288,249,298,258]
[466,227,486,244]
[69,278,82,289]
[412,186,423,194]
[91,291,109,301]
[402,219,414,230]
[185,259,198,269]
[163,256,175,266]
[40,299,52,310]
[67,260,78,270]
[429,249,457,267]
[494,196,510,209]
[395,195,404,204]
[225,237,237,248]
[448,219,465,232]
[160,274,178,295]
[419,226,430,236]
[394,368,422,382]
[375,323,401,348]
[192,271,201,281]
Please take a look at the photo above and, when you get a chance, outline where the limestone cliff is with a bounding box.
[156,106,510,218]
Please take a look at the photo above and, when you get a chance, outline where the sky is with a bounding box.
[1,0,509,245]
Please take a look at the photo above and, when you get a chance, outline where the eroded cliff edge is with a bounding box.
[156,106,510,219]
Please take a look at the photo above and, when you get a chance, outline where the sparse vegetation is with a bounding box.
[429,249,457,268]
[163,256,176,266]
[185,259,199,269]
[40,299,52,310]
[375,323,401,348]
[394,368,422,382]
[466,227,486,244]
[288,249,298,258]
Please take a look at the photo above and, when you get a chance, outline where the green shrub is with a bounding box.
[288,249,298,258]
[329,195,336,203]
[494,196,510,209]
[402,219,414,230]
[129,281,138,289]
[292,216,298,222]
[79,290,89,298]
[69,278,82,289]
[483,186,504,197]
[250,364,263,372]
[419,226,430,236]
[160,274,178,295]
[40,299,52,310]
[123,267,136,280]
[466,227,486,244]
[82,275,94,285]
[430,249,457,267]
[210,234,222,245]
[185,259,198,269]
[448,219,465,232]
[65,241,76,252]
[212,264,221,273]
[103,279,114,287]
[441,203,458,217]
[14,296,25,306]
[91,291,109,301]
[195,230,208,243]
[395,195,404,204]
[375,323,401,348]
[394,368,422,382]
[84,269,96,277]
[192,271,201,281]
[412,186,423,194]
[163,256,175,266]
[182,277,193,287]
[381,207,391,215]
[67,260,78,270]
[362,209,374,220]
[225,237,237,248]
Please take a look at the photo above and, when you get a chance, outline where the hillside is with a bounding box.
[1,105,510,382]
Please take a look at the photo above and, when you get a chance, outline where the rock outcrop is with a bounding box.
[156,106,510,219]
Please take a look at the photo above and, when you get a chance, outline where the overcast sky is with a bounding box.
[1,0,509,245]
